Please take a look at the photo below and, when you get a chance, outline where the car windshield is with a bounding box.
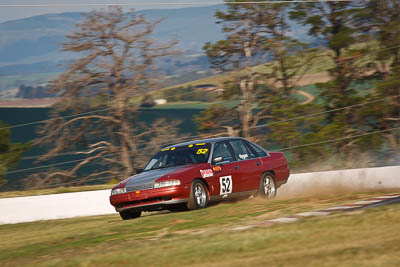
[144,143,211,171]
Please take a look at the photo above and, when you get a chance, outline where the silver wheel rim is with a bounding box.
[263,176,276,197]
[194,183,207,206]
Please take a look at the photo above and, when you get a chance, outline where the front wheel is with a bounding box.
[187,180,209,210]
[259,172,277,198]
[119,210,141,220]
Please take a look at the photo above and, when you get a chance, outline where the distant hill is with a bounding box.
[0,6,229,92]
[0,6,224,67]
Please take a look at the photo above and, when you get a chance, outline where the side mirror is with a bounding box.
[136,168,144,174]
[212,156,223,164]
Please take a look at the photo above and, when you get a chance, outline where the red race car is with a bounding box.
[110,137,290,220]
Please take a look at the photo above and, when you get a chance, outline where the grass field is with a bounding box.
[149,42,382,106]
[154,55,333,95]
[1,190,399,266]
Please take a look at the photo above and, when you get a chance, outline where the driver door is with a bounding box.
[210,141,240,197]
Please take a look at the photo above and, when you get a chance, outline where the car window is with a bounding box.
[246,142,268,157]
[244,143,257,158]
[212,142,235,164]
[144,143,211,171]
[229,140,250,161]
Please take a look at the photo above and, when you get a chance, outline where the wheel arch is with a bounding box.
[261,170,275,180]
[264,170,275,175]
[192,177,210,192]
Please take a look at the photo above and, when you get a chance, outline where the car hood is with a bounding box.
[124,165,189,191]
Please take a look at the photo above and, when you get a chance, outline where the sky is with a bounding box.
[0,0,214,23]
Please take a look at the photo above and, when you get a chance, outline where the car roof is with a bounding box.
[165,136,247,148]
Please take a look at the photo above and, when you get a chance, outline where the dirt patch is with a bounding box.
[296,72,331,86]
[296,89,315,104]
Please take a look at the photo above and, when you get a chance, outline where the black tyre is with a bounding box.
[119,210,141,220]
[187,179,209,210]
[258,172,277,198]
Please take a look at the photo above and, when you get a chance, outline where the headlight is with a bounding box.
[111,188,127,195]
[154,179,181,189]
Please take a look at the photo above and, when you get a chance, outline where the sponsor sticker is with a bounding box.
[200,169,213,178]
[238,153,249,160]
[213,166,222,172]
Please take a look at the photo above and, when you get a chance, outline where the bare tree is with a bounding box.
[134,119,190,168]
[31,7,179,186]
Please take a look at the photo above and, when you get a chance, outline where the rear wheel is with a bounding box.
[187,180,209,210]
[119,210,141,220]
[259,172,277,198]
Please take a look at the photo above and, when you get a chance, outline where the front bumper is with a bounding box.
[110,185,189,212]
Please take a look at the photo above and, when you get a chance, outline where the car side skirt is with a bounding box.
[209,190,258,202]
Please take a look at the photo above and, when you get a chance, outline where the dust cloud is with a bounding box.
[276,179,374,200]
[275,164,400,200]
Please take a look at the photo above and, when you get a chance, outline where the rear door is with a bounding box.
[244,141,269,190]
[228,139,263,192]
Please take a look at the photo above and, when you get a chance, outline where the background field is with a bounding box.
[1,191,399,266]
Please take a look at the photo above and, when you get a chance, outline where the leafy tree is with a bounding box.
[360,0,400,69]
[290,1,369,110]
[203,2,269,139]
[200,1,319,143]
[361,65,400,163]
[195,103,241,137]
[0,122,29,186]
[290,1,380,164]
[362,0,400,160]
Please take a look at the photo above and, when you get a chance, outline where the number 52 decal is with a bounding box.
[219,175,232,195]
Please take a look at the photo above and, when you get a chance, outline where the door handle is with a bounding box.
[234,165,239,170]
[256,162,260,166]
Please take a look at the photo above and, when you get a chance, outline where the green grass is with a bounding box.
[0,190,399,266]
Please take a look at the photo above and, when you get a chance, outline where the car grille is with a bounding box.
[126,182,154,192]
